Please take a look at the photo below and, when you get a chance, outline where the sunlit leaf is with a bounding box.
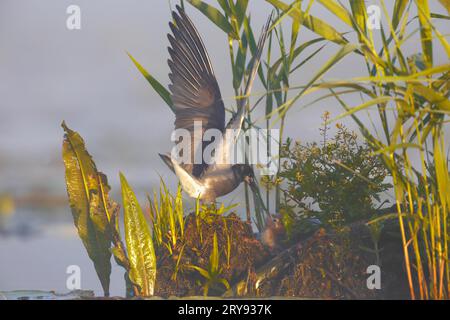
[61,122,112,296]
[187,0,239,39]
[120,173,157,296]
[416,0,433,67]
[392,0,409,30]
[438,0,450,14]
[266,0,348,45]
[128,52,174,112]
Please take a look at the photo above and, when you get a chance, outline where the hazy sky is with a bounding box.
[0,0,448,200]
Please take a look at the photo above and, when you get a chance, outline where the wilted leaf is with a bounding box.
[61,121,112,296]
[120,173,156,296]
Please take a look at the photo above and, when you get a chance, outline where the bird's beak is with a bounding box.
[245,176,258,194]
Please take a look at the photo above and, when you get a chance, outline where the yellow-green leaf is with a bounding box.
[128,52,174,112]
[392,0,409,30]
[187,0,239,39]
[439,0,450,15]
[266,0,347,45]
[412,83,450,111]
[120,172,156,296]
[350,0,367,38]
[317,0,353,26]
[61,121,112,296]
[416,0,433,67]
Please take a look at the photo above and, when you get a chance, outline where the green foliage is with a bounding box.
[62,122,151,296]
[277,113,390,229]
[187,232,230,296]
[61,121,113,296]
[149,180,186,254]
[127,52,174,112]
[120,173,157,297]
[187,0,239,39]
[264,0,449,299]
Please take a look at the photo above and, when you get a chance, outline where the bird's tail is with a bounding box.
[159,153,175,173]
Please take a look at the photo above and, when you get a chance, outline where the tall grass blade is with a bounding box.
[187,0,239,39]
[266,0,348,45]
[128,52,174,112]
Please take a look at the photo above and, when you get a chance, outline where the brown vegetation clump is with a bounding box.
[154,212,269,297]
[243,222,410,299]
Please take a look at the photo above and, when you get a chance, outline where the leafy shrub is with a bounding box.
[274,113,391,231]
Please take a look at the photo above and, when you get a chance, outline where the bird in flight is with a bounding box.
[159,5,271,203]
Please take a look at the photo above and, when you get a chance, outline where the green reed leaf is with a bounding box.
[187,0,239,39]
[128,52,174,112]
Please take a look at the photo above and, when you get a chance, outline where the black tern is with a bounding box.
[159,5,271,203]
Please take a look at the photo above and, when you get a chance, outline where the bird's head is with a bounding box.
[232,164,251,179]
[233,164,268,213]
[232,164,256,190]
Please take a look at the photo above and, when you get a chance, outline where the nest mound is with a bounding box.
[154,213,410,299]
[154,212,269,297]
[233,222,410,299]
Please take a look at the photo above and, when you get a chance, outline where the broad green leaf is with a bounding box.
[120,173,156,296]
[266,0,348,45]
[187,0,239,39]
[61,122,112,296]
[128,52,174,112]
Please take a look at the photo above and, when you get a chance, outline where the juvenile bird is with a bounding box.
[159,6,271,203]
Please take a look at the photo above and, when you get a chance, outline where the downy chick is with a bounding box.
[261,213,286,252]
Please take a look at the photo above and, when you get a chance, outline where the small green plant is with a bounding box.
[187,232,230,296]
[276,113,391,230]
[149,181,186,255]
[148,181,238,282]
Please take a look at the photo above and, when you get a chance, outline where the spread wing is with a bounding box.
[168,5,225,177]
[211,14,272,168]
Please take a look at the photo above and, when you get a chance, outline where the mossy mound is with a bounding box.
[231,221,410,299]
[154,212,269,297]
[154,212,409,299]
